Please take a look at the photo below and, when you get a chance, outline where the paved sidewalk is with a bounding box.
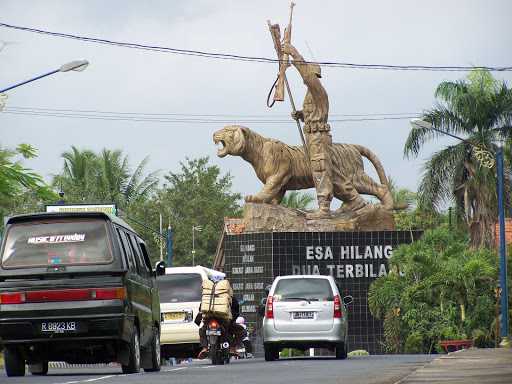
[398,348,512,384]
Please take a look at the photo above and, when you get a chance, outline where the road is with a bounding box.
[0,355,433,384]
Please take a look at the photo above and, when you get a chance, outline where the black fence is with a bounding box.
[224,231,422,355]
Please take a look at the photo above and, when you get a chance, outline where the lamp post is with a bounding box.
[192,225,202,266]
[410,118,509,347]
[0,59,89,94]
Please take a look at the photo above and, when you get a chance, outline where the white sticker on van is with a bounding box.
[27,233,86,244]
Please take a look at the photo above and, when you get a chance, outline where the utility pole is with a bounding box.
[159,214,163,262]
[192,225,202,266]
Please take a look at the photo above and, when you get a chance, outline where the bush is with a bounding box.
[279,348,305,358]
[404,332,424,354]
[472,329,493,348]
[348,350,369,357]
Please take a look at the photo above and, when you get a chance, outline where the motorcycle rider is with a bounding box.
[197,295,246,359]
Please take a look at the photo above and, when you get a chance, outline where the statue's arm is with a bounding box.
[283,43,324,99]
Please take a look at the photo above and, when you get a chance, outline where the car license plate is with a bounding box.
[164,312,185,321]
[41,321,77,333]
[293,311,314,320]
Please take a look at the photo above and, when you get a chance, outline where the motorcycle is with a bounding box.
[205,318,231,365]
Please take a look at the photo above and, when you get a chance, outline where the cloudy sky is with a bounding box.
[1,0,511,206]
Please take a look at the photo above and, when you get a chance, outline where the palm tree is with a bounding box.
[54,146,97,201]
[54,148,159,209]
[280,191,315,210]
[404,70,512,248]
[387,177,416,210]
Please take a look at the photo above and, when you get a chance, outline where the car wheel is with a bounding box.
[4,347,26,377]
[29,361,48,375]
[264,345,278,361]
[335,342,348,360]
[122,327,141,374]
[144,327,161,372]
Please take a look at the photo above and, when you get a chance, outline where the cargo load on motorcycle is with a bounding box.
[201,279,233,320]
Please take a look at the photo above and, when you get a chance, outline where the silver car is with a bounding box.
[262,275,353,361]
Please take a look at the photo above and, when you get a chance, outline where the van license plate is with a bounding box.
[164,312,185,321]
[293,312,314,319]
[41,321,77,333]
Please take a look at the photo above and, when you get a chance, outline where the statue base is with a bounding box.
[242,203,395,232]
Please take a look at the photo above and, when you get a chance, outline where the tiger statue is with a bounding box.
[213,125,393,211]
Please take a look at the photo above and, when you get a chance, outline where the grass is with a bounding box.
[348,350,370,357]
[0,352,4,369]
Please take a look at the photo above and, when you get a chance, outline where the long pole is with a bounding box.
[284,76,310,160]
[159,214,163,261]
[192,227,195,266]
[0,69,59,93]
[497,146,510,346]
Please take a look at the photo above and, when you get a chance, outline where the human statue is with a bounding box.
[281,42,368,218]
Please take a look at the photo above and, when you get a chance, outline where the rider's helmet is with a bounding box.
[236,316,245,325]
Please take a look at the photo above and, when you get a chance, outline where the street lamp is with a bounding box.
[0,59,89,95]
[192,225,202,266]
[410,118,509,347]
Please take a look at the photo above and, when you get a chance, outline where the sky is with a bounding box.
[1,0,511,207]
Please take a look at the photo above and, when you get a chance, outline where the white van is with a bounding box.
[157,266,225,359]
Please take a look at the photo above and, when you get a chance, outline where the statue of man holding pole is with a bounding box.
[283,42,367,217]
[268,3,367,218]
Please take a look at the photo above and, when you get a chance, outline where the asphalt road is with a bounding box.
[0,355,433,384]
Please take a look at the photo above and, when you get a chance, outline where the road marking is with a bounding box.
[167,367,188,372]
[55,375,116,384]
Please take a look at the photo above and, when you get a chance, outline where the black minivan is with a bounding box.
[0,212,163,377]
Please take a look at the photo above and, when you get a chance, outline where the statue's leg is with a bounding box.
[353,173,393,210]
[245,174,291,204]
[308,132,334,216]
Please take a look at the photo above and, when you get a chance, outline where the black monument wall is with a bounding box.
[224,231,422,355]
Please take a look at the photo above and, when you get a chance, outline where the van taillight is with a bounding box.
[91,287,126,300]
[334,295,342,318]
[0,288,126,304]
[0,292,26,304]
[265,296,274,319]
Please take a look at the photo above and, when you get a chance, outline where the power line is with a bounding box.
[1,22,511,72]
[5,105,420,118]
[2,108,419,124]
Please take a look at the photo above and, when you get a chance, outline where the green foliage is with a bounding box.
[153,157,241,266]
[53,146,158,209]
[279,348,305,358]
[368,226,501,353]
[0,144,57,231]
[280,191,315,210]
[403,69,512,248]
[404,332,424,354]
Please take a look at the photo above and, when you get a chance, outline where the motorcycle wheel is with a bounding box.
[209,343,225,365]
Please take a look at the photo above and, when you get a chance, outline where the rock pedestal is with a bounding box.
[242,203,395,232]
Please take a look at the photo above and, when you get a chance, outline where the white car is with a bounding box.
[262,275,353,361]
[157,266,224,359]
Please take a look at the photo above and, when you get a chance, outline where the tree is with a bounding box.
[368,227,500,353]
[280,191,315,210]
[54,147,158,210]
[404,70,512,248]
[155,157,241,266]
[0,144,56,231]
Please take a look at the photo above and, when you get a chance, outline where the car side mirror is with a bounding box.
[342,295,353,306]
[154,261,166,276]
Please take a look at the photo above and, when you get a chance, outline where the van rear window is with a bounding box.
[1,219,113,268]
[273,278,334,302]
[157,273,202,303]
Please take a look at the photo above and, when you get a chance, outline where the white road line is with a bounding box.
[55,375,116,384]
[167,367,188,372]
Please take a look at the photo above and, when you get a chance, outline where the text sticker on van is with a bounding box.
[27,233,86,244]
